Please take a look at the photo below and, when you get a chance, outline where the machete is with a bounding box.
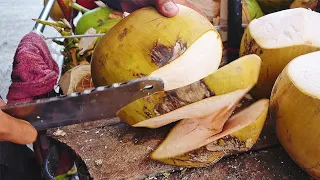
[0,77,165,131]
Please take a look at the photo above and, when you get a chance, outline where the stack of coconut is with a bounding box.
[40,0,320,179]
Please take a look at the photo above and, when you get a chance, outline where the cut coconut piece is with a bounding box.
[149,87,252,160]
[59,64,94,94]
[240,8,320,99]
[133,87,252,129]
[270,51,320,179]
[117,54,261,128]
[148,30,222,91]
[151,99,269,167]
[91,4,222,91]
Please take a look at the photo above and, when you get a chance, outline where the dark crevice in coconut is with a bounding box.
[150,39,188,67]
[155,81,213,115]
[118,28,128,40]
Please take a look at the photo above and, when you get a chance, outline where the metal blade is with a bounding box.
[44,24,249,40]
[0,77,164,131]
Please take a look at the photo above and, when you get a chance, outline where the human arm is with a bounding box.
[102,0,206,18]
[0,98,37,145]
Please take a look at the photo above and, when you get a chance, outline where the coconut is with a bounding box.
[75,7,122,35]
[117,54,261,128]
[91,5,223,91]
[151,99,269,167]
[44,0,72,21]
[240,8,320,99]
[59,64,94,94]
[242,0,264,24]
[256,0,293,14]
[270,51,320,179]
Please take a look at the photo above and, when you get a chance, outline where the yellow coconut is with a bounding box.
[270,51,320,179]
[91,4,223,91]
[240,8,320,99]
[151,99,269,167]
[117,54,261,128]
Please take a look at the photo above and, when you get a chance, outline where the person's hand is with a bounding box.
[0,99,37,144]
[113,0,207,18]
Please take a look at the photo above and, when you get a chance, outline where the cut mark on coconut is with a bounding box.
[149,30,222,91]
[248,8,320,49]
[287,51,320,98]
[154,81,213,115]
[134,84,250,128]
[150,88,252,159]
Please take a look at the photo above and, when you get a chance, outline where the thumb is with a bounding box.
[0,100,38,144]
[155,0,179,17]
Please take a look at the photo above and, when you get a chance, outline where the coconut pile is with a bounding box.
[35,0,320,179]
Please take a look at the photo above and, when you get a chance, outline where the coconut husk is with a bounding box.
[47,97,281,179]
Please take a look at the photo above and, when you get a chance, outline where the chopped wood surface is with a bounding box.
[47,116,312,180]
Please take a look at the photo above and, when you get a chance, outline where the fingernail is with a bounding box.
[163,1,177,12]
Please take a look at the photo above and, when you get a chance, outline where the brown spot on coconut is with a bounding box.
[91,5,223,91]
[151,99,269,167]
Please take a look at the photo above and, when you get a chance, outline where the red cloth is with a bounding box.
[6,32,59,105]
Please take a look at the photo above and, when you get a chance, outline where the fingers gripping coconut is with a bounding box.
[103,0,206,18]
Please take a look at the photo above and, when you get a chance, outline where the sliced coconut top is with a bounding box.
[248,8,320,49]
[149,30,222,91]
[287,51,320,98]
[133,86,251,128]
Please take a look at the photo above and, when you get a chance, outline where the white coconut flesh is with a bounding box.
[248,8,320,49]
[133,87,251,129]
[151,99,268,159]
[287,51,320,98]
[149,30,223,91]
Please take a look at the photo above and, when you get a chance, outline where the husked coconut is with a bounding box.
[240,8,320,99]
[270,51,320,179]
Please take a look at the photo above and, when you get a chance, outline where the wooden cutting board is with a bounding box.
[47,116,311,180]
